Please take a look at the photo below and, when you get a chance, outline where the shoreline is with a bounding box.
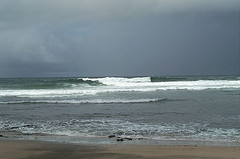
[1,139,240,159]
[1,131,240,147]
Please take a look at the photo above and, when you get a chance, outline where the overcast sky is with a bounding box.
[0,0,239,77]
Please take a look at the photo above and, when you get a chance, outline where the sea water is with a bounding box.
[0,76,239,145]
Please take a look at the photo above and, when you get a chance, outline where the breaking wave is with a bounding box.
[151,76,240,82]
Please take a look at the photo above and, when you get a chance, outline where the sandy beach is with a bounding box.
[0,139,240,159]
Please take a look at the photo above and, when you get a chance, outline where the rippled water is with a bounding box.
[0,76,239,145]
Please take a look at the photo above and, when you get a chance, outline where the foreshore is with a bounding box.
[0,139,240,159]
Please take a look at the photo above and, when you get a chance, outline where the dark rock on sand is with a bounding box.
[108,135,115,138]
[117,138,124,142]
[124,137,132,141]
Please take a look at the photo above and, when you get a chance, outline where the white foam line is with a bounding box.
[0,98,163,104]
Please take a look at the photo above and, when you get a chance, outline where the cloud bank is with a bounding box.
[0,0,239,77]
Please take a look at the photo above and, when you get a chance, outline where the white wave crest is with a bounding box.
[0,98,164,104]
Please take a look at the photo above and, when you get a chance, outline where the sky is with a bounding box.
[0,0,239,77]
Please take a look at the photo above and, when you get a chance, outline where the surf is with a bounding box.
[0,76,239,105]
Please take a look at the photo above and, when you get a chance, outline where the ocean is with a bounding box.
[0,76,240,145]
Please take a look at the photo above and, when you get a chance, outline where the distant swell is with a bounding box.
[0,78,104,90]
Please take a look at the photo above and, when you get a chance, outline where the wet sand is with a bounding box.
[0,140,240,159]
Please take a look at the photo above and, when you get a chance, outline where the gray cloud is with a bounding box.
[0,0,237,29]
[0,0,239,77]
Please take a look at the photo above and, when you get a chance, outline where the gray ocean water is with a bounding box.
[0,76,239,145]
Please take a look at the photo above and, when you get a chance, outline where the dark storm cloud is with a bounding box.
[0,0,239,77]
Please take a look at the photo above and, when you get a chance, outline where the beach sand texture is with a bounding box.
[0,140,240,159]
